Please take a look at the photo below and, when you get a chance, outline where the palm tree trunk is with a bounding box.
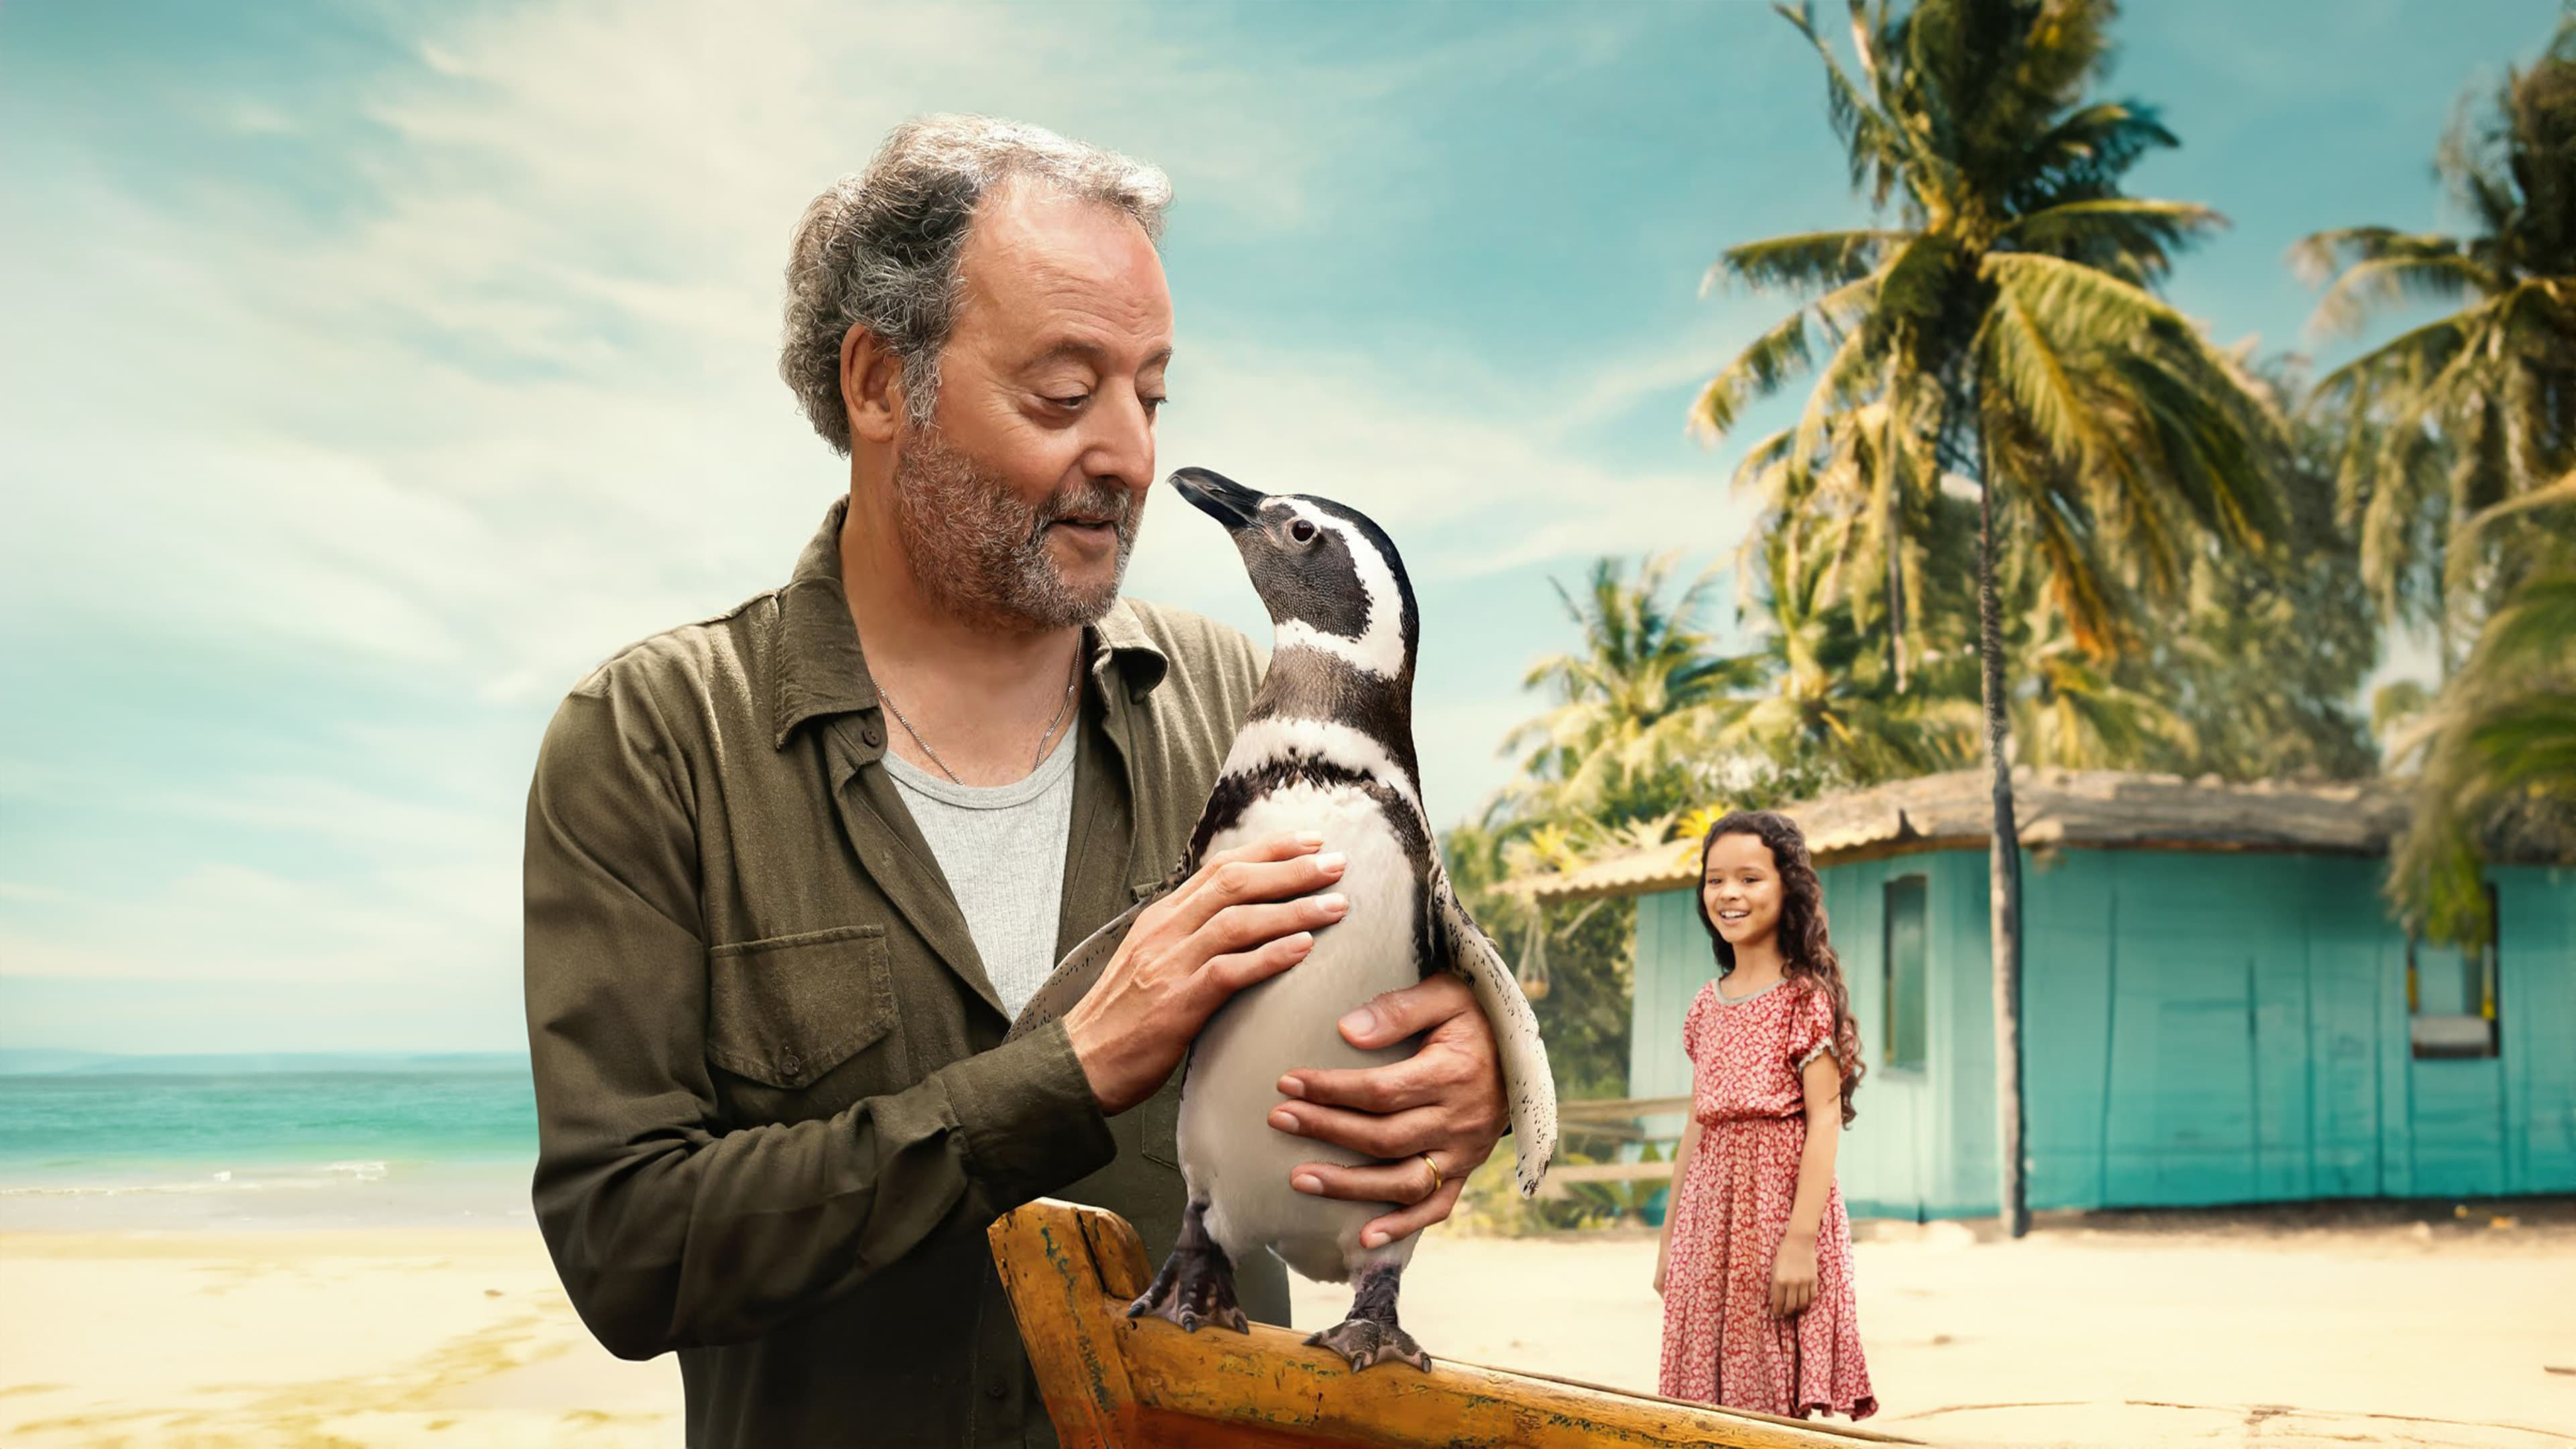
[1972,390,2030,1242]
[1884,359,1909,692]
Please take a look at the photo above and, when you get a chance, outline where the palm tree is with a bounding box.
[1709,513,1981,786]
[2148,359,2381,784]
[2296,9,2576,946]
[1502,553,1758,828]
[2386,537,2576,945]
[1691,0,2284,1234]
[2292,9,2576,666]
[2012,627,2196,771]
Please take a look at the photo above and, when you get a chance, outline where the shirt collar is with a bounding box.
[770,494,1172,750]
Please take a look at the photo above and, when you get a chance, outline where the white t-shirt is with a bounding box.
[879,728,1078,1018]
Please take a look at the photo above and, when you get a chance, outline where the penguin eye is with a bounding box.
[1289,519,1318,544]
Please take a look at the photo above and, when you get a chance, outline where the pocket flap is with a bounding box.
[706,925,896,1090]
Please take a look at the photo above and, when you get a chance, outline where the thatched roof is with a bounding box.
[1518,768,2414,905]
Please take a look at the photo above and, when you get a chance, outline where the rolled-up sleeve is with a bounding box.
[521,672,1114,1361]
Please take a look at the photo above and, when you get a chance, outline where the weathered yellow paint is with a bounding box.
[987,1199,1915,1449]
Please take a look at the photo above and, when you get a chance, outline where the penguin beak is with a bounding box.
[1169,467,1265,532]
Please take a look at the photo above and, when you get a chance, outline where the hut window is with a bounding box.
[1883,875,1928,1070]
[2408,884,2501,1060]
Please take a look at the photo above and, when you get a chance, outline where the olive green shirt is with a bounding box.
[521,496,1290,1448]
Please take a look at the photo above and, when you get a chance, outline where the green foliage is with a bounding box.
[1699,0,2287,727]
[1498,553,1758,828]
[2297,7,2576,940]
[1442,818,1638,1106]
[1452,6,2576,1244]
[1705,509,1984,788]
[2295,8,2576,649]
[2387,545,2576,947]
[2000,356,2379,781]
[1452,1122,1682,1238]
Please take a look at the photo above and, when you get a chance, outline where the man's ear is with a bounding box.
[841,323,908,447]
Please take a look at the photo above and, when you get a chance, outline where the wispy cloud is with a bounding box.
[15,0,2493,1048]
[0,1,1761,1040]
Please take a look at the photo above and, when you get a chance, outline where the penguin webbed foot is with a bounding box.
[1304,1316,1429,1373]
[1304,1263,1428,1372]
[1126,1271,1248,1334]
[1126,1201,1250,1334]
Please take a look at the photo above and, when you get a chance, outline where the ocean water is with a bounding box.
[0,1057,542,1230]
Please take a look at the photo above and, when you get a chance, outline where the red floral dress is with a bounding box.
[1657,976,1875,1420]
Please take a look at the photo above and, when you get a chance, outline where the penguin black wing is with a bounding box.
[1427,857,1560,1198]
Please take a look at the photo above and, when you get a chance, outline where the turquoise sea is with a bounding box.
[0,1054,541,1230]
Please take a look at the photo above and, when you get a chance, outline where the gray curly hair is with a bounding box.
[780,115,1173,455]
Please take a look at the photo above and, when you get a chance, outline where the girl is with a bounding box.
[1652,810,1874,1421]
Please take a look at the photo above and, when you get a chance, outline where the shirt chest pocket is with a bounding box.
[706,925,902,1096]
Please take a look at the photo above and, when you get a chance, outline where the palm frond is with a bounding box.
[2020,102,2181,193]
[1775,1,1909,205]
[1875,231,1965,327]
[1707,229,1900,297]
[2002,197,2225,279]
[2286,227,2468,285]
[1692,309,1820,439]
[1980,250,2177,339]
[2305,312,2474,413]
[1977,273,2117,472]
[2303,254,2499,339]
[2372,679,2435,740]
[2471,567,2576,678]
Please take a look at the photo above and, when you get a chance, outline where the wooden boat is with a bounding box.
[989,1199,1919,1449]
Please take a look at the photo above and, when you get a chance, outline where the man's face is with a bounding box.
[889,181,1174,633]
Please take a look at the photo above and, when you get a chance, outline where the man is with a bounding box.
[521,115,1511,1448]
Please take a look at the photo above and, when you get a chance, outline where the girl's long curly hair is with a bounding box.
[1694,809,1866,1126]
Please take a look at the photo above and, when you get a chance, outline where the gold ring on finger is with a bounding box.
[1417,1152,1443,1199]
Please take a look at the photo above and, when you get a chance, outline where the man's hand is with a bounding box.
[1267,974,1508,1249]
[1063,834,1349,1116]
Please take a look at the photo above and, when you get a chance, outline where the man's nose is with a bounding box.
[1079,386,1156,491]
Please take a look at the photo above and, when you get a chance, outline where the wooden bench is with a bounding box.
[988,1198,1913,1448]
[1535,1158,1680,1197]
[1539,1095,1693,1199]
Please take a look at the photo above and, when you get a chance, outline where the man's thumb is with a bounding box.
[1336,979,1464,1047]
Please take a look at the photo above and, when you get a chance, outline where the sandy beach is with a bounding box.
[3,1205,2572,1448]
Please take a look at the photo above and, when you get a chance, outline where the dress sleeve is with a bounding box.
[1788,985,1841,1072]
[1682,983,1711,1063]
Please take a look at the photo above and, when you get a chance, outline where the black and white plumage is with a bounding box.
[1006,466,1557,1372]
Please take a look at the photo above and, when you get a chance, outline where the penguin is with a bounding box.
[1006,465,1558,1373]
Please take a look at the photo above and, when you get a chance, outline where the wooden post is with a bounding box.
[989,1199,1917,1449]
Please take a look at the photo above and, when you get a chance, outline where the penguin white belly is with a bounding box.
[1179,782,1421,1285]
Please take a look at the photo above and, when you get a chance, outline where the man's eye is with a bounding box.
[1049,394,1090,411]
[1142,395,1167,415]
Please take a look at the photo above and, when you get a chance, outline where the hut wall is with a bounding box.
[1626,853,2575,1218]
[2487,867,2574,1195]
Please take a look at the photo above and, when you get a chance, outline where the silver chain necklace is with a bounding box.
[875,651,1081,786]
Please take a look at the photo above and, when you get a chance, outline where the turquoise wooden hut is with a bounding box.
[1526,769,2576,1220]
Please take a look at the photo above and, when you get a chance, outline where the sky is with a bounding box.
[0,0,2556,1055]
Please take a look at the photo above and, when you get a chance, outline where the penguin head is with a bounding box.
[1170,466,1417,682]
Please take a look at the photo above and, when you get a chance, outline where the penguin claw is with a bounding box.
[1126,1277,1249,1334]
[1304,1318,1431,1373]
[1128,1200,1249,1334]
[1126,1293,1251,1335]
